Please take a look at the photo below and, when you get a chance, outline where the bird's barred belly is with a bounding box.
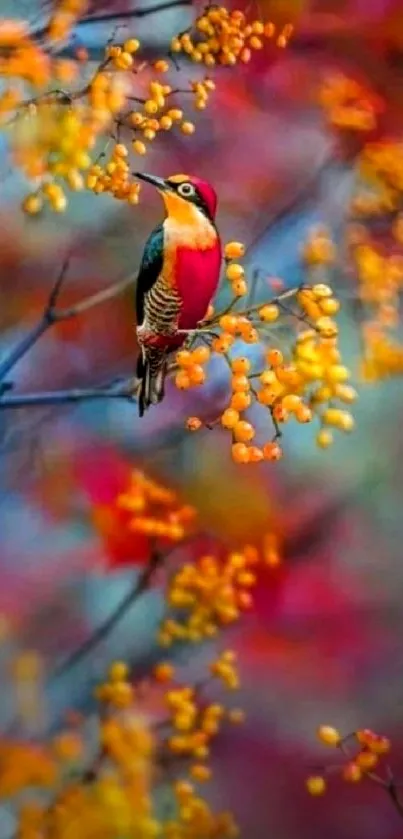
[138,277,182,347]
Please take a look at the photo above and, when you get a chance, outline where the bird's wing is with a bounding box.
[135,223,164,326]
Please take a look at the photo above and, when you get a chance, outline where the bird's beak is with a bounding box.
[134,172,169,191]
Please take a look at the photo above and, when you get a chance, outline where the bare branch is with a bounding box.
[0,272,134,384]
[53,548,163,678]
[0,378,138,409]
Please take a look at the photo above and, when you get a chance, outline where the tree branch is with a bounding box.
[52,548,163,678]
[0,379,138,410]
[31,0,192,47]
[0,271,134,384]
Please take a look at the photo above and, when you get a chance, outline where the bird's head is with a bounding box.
[135,172,218,223]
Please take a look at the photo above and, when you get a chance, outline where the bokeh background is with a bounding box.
[1,0,403,837]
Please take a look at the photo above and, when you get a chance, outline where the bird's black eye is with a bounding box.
[177,182,195,198]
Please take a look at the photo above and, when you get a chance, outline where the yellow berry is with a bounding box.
[232,280,248,297]
[181,121,195,135]
[190,764,212,782]
[306,776,326,796]
[160,115,173,130]
[226,263,244,282]
[132,140,147,155]
[312,283,332,299]
[317,725,341,747]
[109,661,129,682]
[124,38,140,53]
[259,304,279,322]
[316,429,333,448]
[22,193,43,214]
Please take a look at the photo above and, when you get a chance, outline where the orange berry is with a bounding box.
[176,350,193,367]
[272,404,288,423]
[224,241,245,260]
[236,316,253,337]
[234,421,255,443]
[190,764,212,782]
[221,409,239,430]
[263,441,283,461]
[356,750,378,771]
[191,346,210,364]
[186,417,202,431]
[230,392,251,411]
[295,403,312,423]
[343,762,362,783]
[267,348,283,367]
[231,374,250,392]
[257,388,277,406]
[248,446,263,462]
[153,662,175,682]
[154,59,169,72]
[175,371,191,390]
[189,365,206,385]
[212,334,234,353]
[231,357,251,375]
[219,314,238,333]
[264,21,275,37]
[281,394,301,412]
[231,443,250,464]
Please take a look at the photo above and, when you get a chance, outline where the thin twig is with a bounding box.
[0,271,134,384]
[0,256,70,382]
[0,380,137,410]
[53,549,163,678]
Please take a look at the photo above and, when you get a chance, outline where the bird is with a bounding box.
[134,172,222,417]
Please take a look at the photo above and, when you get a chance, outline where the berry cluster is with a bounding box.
[117,469,196,542]
[86,143,141,203]
[0,3,286,214]
[318,73,382,134]
[182,239,355,463]
[306,725,391,797]
[158,548,257,646]
[170,6,293,66]
[318,72,403,384]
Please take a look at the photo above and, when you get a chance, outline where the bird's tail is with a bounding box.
[136,349,167,418]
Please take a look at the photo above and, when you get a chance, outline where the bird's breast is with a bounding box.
[162,216,222,329]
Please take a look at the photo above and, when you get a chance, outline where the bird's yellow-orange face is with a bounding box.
[135,171,218,222]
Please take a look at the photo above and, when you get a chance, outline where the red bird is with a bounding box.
[134,172,222,417]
